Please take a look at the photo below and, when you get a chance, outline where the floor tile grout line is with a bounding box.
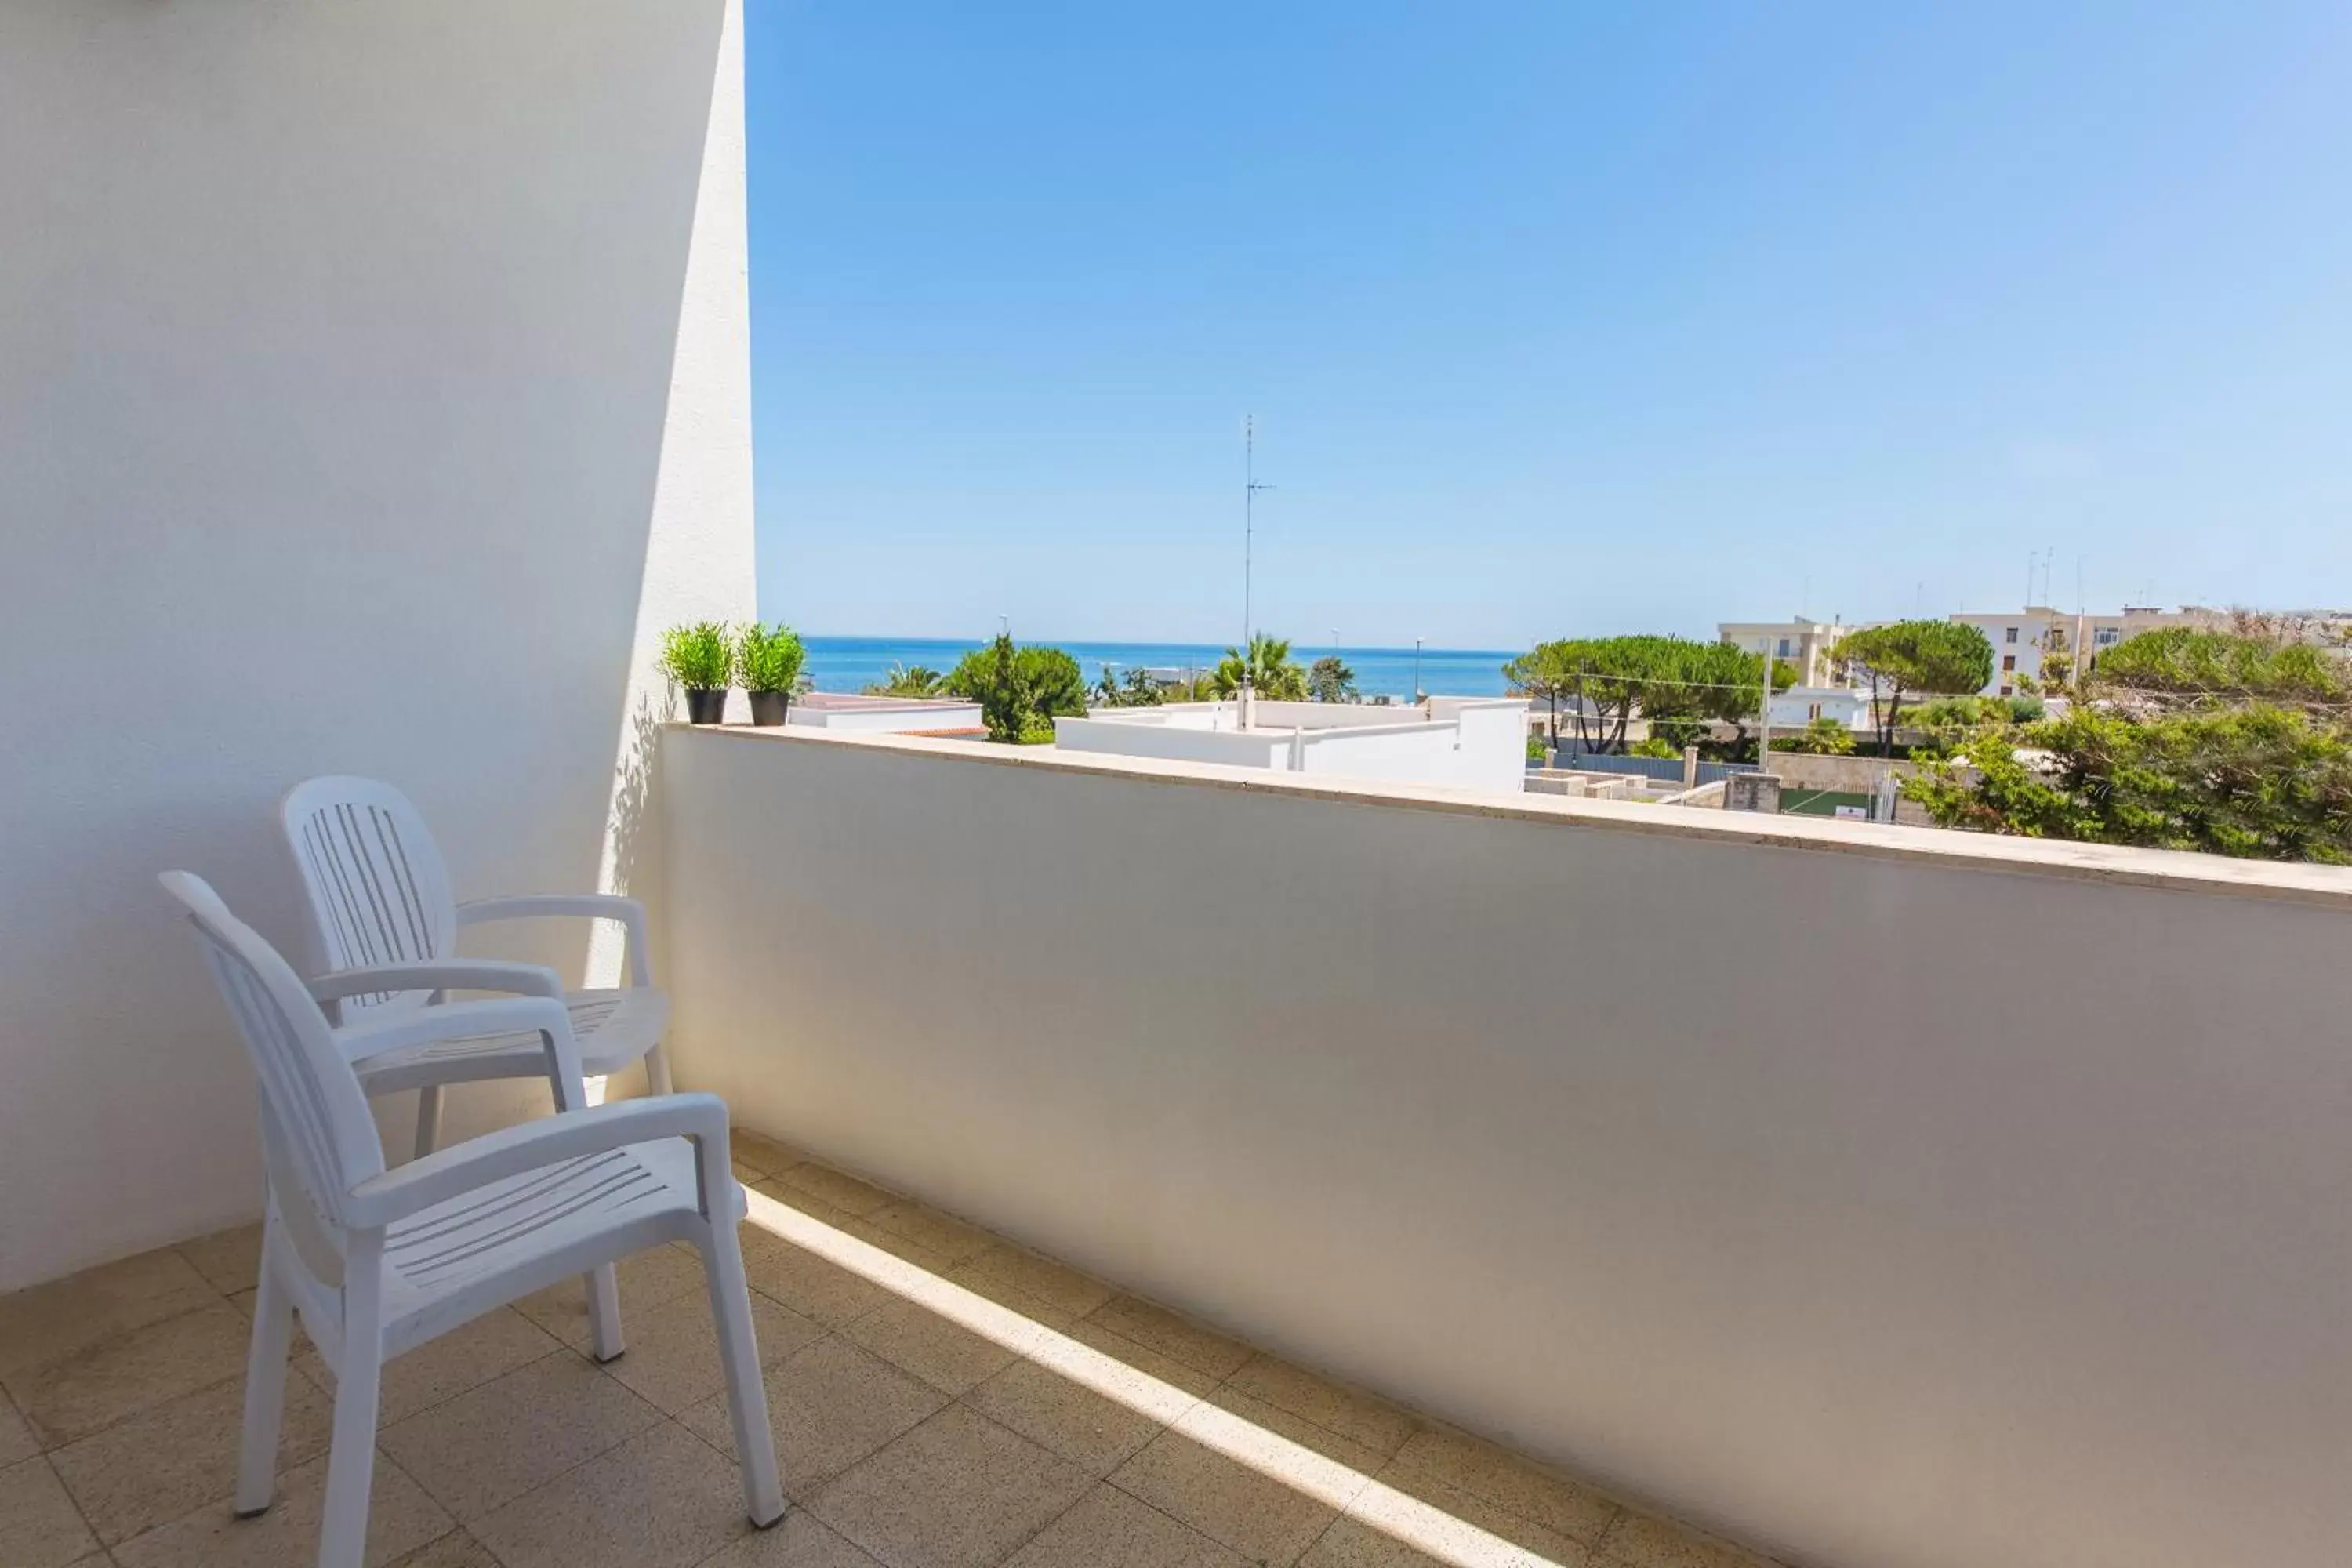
[93,1408,450,1561]
[1290,1491,1357,1568]
[746,1276,889,1334]
[659,1323,923,1505]
[1217,1367,1433,1470]
[974,1450,1155,1568]
[403,1524,485,1568]
[1374,1447,1629,1561]
[942,1346,1200,1498]
[365,1340,577,1427]
[793,1399,969,1555]
[169,1238,249,1304]
[24,1352,252,1457]
[1081,1345,1349,1568]
[1095,1467,1319,1568]
[808,1194,1654,1560]
[5,1284,246,1419]
[40,1446,111,1563]
[408,1402,679,1535]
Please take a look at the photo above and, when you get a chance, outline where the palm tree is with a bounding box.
[866,662,946,698]
[1210,633,1308,700]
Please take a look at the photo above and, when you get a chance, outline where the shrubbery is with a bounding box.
[2096,627,2347,706]
[1771,717,1857,755]
[946,634,1087,742]
[1909,693,2043,729]
[1910,705,2352,862]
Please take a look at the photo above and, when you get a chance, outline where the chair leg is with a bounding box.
[412,1083,442,1161]
[319,1245,384,1568]
[644,1040,674,1097]
[584,1263,626,1362]
[234,1231,296,1517]
[699,1220,784,1527]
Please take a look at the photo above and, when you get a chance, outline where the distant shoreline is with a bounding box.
[799,635,1518,700]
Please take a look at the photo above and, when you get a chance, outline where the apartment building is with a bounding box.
[1716,616,1856,686]
[1952,606,2205,695]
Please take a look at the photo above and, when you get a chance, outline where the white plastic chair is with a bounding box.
[161,871,783,1568]
[280,775,674,1164]
[281,775,670,1358]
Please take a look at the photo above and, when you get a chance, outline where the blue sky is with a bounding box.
[746,2,2352,648]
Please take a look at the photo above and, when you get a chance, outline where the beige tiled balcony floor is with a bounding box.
[0,1128,1781,1568]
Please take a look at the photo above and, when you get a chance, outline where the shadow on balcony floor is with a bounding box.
[0,1127,1782,1568]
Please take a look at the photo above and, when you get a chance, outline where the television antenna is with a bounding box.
[1243,416,1275,647]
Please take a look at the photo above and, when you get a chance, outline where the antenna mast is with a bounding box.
[1243,416,1275,647]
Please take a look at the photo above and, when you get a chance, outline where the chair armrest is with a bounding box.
[458,895,652,988]
[344,1092,733,1229]
[307,959,563,1004]
[332,995,585,1092]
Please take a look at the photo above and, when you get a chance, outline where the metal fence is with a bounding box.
[1544,746,1759,786]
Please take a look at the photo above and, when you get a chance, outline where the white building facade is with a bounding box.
[1717,617,1857,687]
[785,692,985,735]
[1768,685,1875,731]
[1950,606,2205,695]
[1053,697,1531,796]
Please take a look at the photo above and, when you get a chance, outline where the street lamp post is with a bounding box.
[1414,637,1424,706]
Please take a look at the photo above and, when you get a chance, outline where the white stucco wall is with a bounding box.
[1053,717,1292,771]
[1056,699,1529,795]
[0,0,753,1289]
[661,728,2352,1568]
[1769,687,1871,730]
[786,701,987,735]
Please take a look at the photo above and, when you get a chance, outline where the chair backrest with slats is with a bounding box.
[278,776,457,1015]
[160,872,386,1242]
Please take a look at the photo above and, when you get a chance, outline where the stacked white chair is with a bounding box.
[160,871,782,1568]
[279,775,673,1359]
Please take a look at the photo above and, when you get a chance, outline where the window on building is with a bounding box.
[2005,626,2020,644]
[1808,702,1822,720]
[1777,637,1791,658]
[2002,655,2016,672]
[2000,684,2013,696]
[2096,627,2119,645]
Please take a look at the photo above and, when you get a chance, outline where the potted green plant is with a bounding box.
[735,621,807,726]
[661,621,733,723]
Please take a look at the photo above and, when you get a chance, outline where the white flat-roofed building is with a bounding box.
[784,691,985,735]
[1053,695,1530,796]
[1769,684,1875,731]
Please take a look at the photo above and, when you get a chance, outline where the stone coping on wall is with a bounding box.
[670,721,2352,913]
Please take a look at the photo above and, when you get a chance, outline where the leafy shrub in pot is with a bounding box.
[661,621,732,723]
[735,622,807,726]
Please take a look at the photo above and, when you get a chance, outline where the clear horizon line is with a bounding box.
[793,630,1525,653]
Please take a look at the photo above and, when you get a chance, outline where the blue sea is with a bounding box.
[801,636,1517,702]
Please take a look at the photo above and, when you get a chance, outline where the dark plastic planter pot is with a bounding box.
[747,691,791,727]
[684,688,728,724]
